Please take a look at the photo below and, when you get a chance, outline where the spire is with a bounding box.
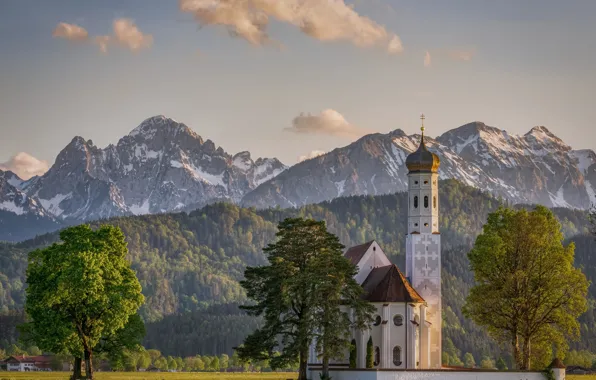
[405,113,440,173]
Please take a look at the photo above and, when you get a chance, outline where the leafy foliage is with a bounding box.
[24,225,145,379]
[464,206,589,370]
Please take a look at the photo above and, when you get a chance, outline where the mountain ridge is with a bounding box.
[1,116,595,242]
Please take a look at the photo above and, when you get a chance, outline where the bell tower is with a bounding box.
[405,114,442,368]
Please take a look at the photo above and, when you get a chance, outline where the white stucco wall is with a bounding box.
[310,369,550,380]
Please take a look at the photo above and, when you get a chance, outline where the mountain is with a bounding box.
[243,122,596,210]
[5,115,286,229]
[1,117,595,243]
[1,180,594,359]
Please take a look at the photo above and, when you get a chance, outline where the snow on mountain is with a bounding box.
[12,116,287,222]
[243,122,596,210]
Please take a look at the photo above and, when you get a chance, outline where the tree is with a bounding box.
[480,357,495,369]
[463,206,589,370]
[349,339,357,368]
[366,336,374,368]
[137,351,151,370]
[24,225,145,379]
[95,313,146,369]
[167,356,177,371]
[463,352,476,368]
[220,353,229,371]
[238,218,372,380]
[496,357,508,370]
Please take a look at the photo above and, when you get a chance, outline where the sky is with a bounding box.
[1,0,596,179]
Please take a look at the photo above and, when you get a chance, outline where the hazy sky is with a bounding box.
[1,0,595,177]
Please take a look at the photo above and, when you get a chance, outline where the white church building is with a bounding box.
[308,117,565,380]
[309,117,442,370]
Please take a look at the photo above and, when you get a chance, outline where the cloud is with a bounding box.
[0,152,49,180]
[94,19,153,53]
[448,49,475,61]
[53,19,152,53]
[52,22,89,42]
[179,0,403,54]
[286,109,368,139]
[297,150,326,163]
[424,50,431,67]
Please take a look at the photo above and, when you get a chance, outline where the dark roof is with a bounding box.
[361,265,425,303]
[405,134,440,173]
[344,241,374,266]
[549,358,566,369]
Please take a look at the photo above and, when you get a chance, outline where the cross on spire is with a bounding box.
[420,113,425,135]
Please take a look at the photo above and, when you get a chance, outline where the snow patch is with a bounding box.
[170,159,227,190]
[570,150,596,175]
[335,179,346,196]
[0,201,25,215]
[39,193,71,217]
[130,198,151,215]
[233,155,252,171]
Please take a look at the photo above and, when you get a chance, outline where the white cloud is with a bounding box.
[54,19,152,53]
[0,152,49,180]
[297,150,326,163]
[286,109,369,139]
[424,51,431,68]
[52,22,89,42]
[179,0,403,54]
[94,19,153,53]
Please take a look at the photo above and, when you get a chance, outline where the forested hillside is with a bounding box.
[0,180,593,363]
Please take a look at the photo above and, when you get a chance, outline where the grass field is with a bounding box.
[0,373,594,380]
[0,373,298,380]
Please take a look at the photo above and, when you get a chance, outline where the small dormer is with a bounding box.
[344,240,392,284]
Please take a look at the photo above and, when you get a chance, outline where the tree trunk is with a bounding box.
[298,349,308,380]
[322,353,330,379]
[512,334,522,370]
[522,337,531,370]
[72,357,82,380]
[84,349,93,379]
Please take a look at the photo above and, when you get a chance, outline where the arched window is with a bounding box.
[393,314,403,326]
[414,196,418,208]
[393,346,402,366]
[373,315,382,326]
[433,196,437,209]
[374,347,380,366]
[424,196,429,208]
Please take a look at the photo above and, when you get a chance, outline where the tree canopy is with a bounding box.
[463,206,589,370]
[238,217,373,380]
[24,224,144,379]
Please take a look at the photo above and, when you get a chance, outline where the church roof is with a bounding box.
[344,241,374,266]
[405,133,440,173]
[361,264,425,303]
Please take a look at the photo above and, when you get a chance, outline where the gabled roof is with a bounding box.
[3,355,51,364]
[344,241,374,266]
[361,264,425,303]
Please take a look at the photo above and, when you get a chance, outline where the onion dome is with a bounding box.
[406,115,440,173]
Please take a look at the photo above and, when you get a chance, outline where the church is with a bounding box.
[309,116,443,370]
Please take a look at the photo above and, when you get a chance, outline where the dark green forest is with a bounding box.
[0,180,594,366]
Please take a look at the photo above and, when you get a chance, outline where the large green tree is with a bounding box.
[24,225,144,379]
[238,218,372,380]
[463,206,589,370]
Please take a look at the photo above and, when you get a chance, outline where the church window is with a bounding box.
[424,223,429,227]
[414,223,418,227]
[414,196,418,208]
[424,180,428,185]
[434,196,437,209]
[374,347,380,366]
[424,196,429,208]
[393,346,402,366]
[393,314,403,326]
[373,315,382,326]
[414,180,419,185]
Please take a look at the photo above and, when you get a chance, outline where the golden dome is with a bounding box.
[406,115,440,173]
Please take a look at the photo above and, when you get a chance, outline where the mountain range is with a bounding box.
[1,115,595,241]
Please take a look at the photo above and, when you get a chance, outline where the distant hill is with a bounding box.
[1,180,593,360]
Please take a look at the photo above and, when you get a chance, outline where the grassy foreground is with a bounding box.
[0,373,298,380]
[0,373,594,380]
